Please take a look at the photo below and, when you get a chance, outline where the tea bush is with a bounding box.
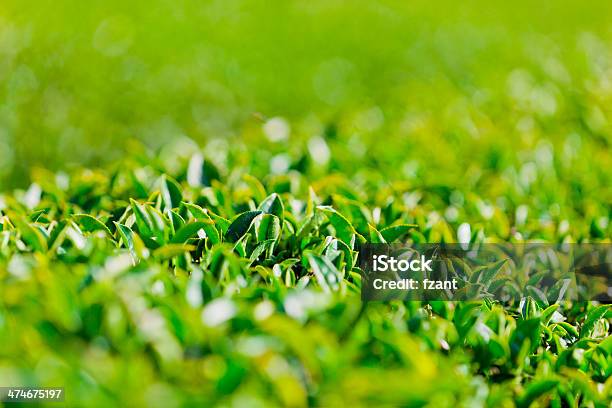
[0,147,609,407]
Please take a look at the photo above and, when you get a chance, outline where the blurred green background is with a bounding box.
[1,0,612,188]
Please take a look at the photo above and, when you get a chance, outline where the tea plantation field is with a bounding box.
[0,0,611,406]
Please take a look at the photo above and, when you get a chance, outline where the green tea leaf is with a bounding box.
[379,224,417,242]
[368,224,386,243]
[13,217,47,252]
[317,206,355,247]
[258,193,284,221]
[73,214,112,236]
[130,199,154,237]
[555,322,579,338]
[580,305,610,338]
[184,202,222,243]
[160,175,183,211]
[168,209,185,233]
[307,253,342,292]
[225,210,262,243]
[170,221,211,244]
[256,214,281,243]
[510,318,542,359]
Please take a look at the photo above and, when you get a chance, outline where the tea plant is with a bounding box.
[0,150,609,407]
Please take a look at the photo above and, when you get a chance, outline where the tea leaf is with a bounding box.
[225,211,262,243]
